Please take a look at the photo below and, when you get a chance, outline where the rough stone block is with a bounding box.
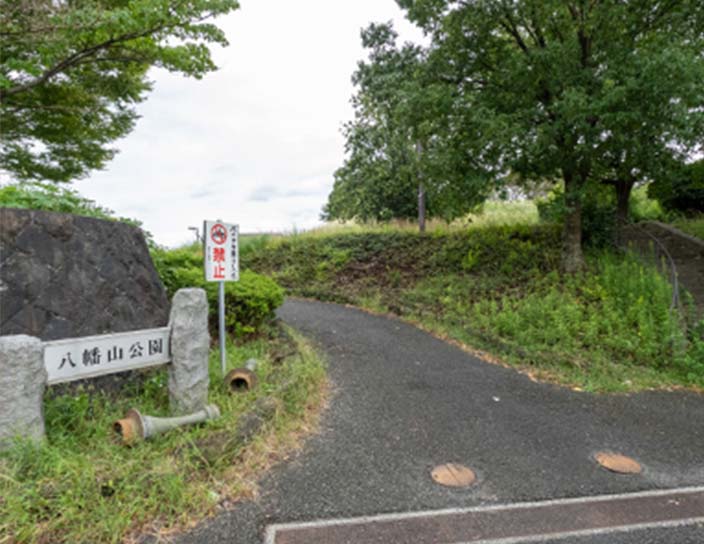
[168,288,210,414]
[0,335,46,449]
[0,208,170,340]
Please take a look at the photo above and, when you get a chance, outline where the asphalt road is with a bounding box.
[172,299,704,544]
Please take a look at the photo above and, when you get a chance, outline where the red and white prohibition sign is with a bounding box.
[210,223,228,245]
[204,220,239,282]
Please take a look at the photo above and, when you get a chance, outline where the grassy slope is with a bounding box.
[245,224,704,393]
[0,329,326,544]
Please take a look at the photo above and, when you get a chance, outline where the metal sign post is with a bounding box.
[218,281,226,376]
[204,219,240,377]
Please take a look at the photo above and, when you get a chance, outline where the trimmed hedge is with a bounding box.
[152,246,284,336]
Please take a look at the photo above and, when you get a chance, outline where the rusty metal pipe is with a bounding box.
[114,404,220,445]
[224,358,258,393]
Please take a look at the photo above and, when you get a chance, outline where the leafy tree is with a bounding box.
[648,158,704,215]
[397,0,704,271]
[0,0,239,182]
[324,124,423,223]
[323,22,491,228]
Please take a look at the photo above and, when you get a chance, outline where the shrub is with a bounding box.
[152,246,284,336]
[428,224,561,275]
[0,182,113,216]
[629,185,666,222]
[648,159,704,215]
[0,182,154,246]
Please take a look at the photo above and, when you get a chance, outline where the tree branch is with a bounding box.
[0,25,164,101]
[498,17,530,54]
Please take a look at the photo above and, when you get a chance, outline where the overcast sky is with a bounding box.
[73,0,423,247]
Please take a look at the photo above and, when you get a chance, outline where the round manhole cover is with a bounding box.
[594,451,642,474]
[431,463,476,487]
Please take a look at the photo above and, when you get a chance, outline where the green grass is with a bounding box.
[672,215,704,240]
[240,233,275,256]
[254,199,539,241]
[0,328,326,544]
[465,199,539,228]
[245,223,562,300]
[245,226,704,393]
[403,253,703,392]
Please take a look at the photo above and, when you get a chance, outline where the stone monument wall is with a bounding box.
[0,208,170,340]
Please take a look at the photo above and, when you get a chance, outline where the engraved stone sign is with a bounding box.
[1,286,209,449]
[43,327,171,385]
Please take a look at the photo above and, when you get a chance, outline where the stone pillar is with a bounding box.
[168,288,210,415]
[0,335,47,449]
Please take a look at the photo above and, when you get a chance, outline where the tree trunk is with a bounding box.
[562,172,584,273]
[613,179,634,246]
[416,140,426,233]
[418,182,426,233]
[615,179,633,226]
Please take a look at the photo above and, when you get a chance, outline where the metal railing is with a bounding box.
[617,219,682,313]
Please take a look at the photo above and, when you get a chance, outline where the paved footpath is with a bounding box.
[174,300,704,544]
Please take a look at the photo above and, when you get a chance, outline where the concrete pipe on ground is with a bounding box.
[224,358,258,393]
[114,404,221,445]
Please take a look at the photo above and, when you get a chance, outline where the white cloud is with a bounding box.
[74,0,424,247]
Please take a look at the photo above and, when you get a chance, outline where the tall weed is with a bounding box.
[466,253,703,385]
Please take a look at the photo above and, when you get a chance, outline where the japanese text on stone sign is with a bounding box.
[44,327,171,385]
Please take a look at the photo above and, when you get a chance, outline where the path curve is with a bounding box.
[174,299,704,544]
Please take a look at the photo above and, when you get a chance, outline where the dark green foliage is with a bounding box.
[648,159,704,215]
[214,271,285,336]
[392,0,704,270]
[537,186,617,248]
[152,246,284,336]
[325,159,421,222]
[537,185,667,246]
[323,22,490,224]
[1,0,239,182]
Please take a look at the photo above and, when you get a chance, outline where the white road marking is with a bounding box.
[459,518,704,544]
[264,486,704,544]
